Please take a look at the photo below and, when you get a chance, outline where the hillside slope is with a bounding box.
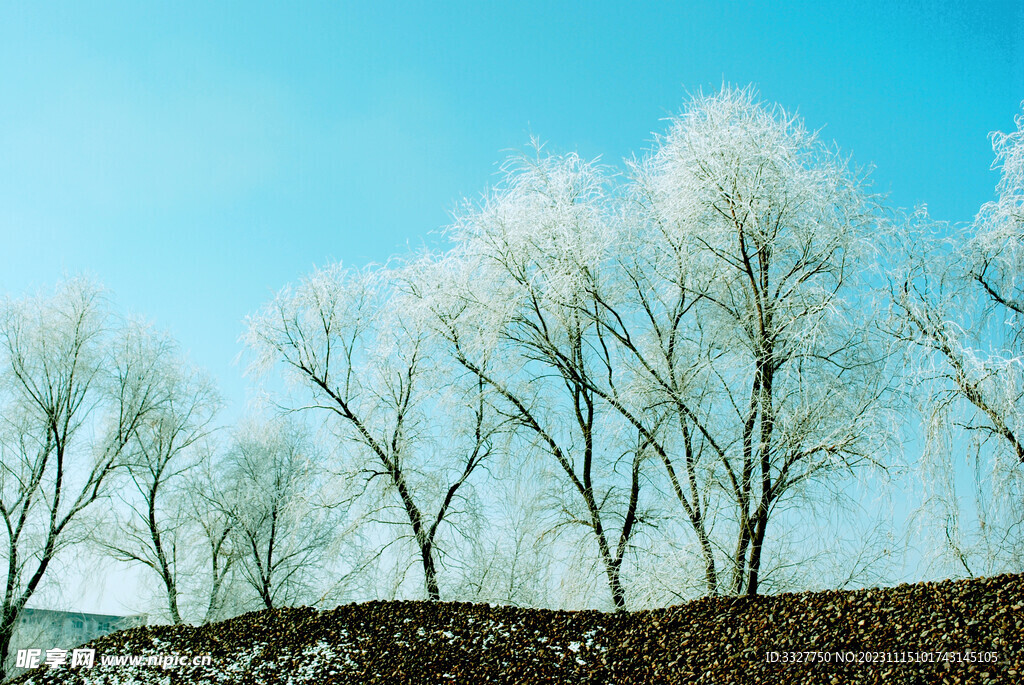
[10,573,1023,684]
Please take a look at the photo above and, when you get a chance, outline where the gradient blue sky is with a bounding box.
[2,1,1022,421]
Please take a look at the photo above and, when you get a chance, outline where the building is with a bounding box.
[14,608,148,652]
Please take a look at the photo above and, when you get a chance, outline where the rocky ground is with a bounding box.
[8,573,1022,684]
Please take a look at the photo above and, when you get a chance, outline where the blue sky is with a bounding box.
[1,0,1022,420]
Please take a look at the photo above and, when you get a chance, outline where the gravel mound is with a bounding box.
[10,573,1022,684]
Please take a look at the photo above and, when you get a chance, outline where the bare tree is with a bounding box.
[95,342,220,624]
[0,280,166,679]
[246,266,500,602]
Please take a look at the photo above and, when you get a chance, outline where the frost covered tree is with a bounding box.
[245,269,501,601]
[453,493,554,607]
[891,107,1024,575]
[241,88,904,607]
[0,280,170,679]
[624,88,891,596]
[965,108,1024,463]
[406,150,653,610]
[406,89,894,605]
[168,443,243,624]
[95,344,220,624]
[214,417,332,610]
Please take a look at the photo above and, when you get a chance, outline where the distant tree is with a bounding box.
[186,462,240,623]
[449,463,556,608]
[0,280,168,679]
[214,417,331,611]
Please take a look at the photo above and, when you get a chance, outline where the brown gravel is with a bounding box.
[10,573,1023,684]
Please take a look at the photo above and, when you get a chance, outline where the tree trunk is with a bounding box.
[150,484,182,624]
[587,496,625,611]
[390,460,440,601]
[745,348,776,598]
[164,576,182,625]
[420,539,440,601]
[606,557,626,611]
[0,612,16,683]
[697,528,719,595]
[745,506,770,597]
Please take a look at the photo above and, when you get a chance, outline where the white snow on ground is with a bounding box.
[18,612,610,684]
